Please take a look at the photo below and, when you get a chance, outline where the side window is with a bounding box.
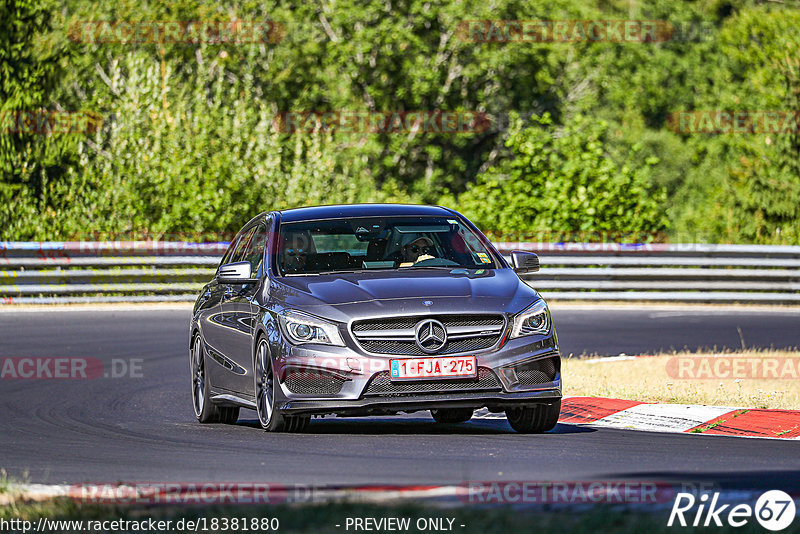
[312,234,368,255]
[218,231,245,270]
[242,224,268,277]
[230,227,257,264]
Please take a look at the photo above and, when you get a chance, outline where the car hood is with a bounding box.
[272,268,539,320]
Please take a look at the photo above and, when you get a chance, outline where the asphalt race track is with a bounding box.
[551,306,800,356]
[1,306,798,490]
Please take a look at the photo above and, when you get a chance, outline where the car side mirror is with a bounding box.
[218,261,258,284]
[511,251,540,274]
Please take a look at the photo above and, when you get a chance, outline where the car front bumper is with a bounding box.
[272,332,562,416]
[278,388,561,416]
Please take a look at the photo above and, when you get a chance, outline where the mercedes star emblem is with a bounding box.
[414,319,447,354]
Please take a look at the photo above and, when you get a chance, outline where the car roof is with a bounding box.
[276,203,454,223]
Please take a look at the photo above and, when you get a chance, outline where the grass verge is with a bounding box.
[563,350,800,409]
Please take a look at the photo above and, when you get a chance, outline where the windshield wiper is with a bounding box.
[400,265,458,270]
[313,266,461,275]
[315,269,366,275]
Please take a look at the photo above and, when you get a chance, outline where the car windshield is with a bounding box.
[277,216,498,275]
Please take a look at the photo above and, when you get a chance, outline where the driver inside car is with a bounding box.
[280,232,311,273]
[398,235,436,267]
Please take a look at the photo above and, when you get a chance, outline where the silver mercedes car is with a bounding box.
[189,204,562,433]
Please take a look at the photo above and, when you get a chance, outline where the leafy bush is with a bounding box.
[445,113,668,241]
[6,51,401,239]
[74,52,383,237]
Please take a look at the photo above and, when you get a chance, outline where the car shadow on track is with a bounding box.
[235,417,596,436]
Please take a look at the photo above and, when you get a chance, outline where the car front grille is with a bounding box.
[363,366,502,397]
[351,314,505,356]
[283,368,346,395]
[514,356,559,386]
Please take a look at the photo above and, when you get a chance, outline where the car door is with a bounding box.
[217,224,267,394]
[195,277,225,375]
[241,218,272,397]
[200,230,241,379]
[206,226,256,393]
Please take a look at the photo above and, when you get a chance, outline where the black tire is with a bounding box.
[191,335,240,424]
[254,337,309,433]
[505,400,561,433]
[430,408,474,424]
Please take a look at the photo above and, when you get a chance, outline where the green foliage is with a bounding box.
[1,0,800,243]
[447,113,668,239]
[671,8,800,243]
[21,51,395,239]
[0,0,79,239]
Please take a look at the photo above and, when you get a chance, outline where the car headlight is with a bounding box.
[510,300,551,338]
[278,310,345,346]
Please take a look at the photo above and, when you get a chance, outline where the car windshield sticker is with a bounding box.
[477,252,491,263]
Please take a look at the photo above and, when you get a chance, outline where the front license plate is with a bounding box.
[390,356,477,380]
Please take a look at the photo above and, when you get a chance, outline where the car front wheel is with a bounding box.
[254,338,309,433]
[505,400,560,433]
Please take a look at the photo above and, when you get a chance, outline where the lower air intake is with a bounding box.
[284,368,346,395]
[514,356,559,386]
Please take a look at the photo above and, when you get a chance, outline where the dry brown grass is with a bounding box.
[563,350,800,409]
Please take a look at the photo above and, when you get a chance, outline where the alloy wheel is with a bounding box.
[191,337,205,417]
[255,339,274,427]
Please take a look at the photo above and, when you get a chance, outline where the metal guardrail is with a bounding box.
[0,242,223,304]
[1,241,799,304]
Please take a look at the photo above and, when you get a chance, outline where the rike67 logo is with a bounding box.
[668,490,796,531]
